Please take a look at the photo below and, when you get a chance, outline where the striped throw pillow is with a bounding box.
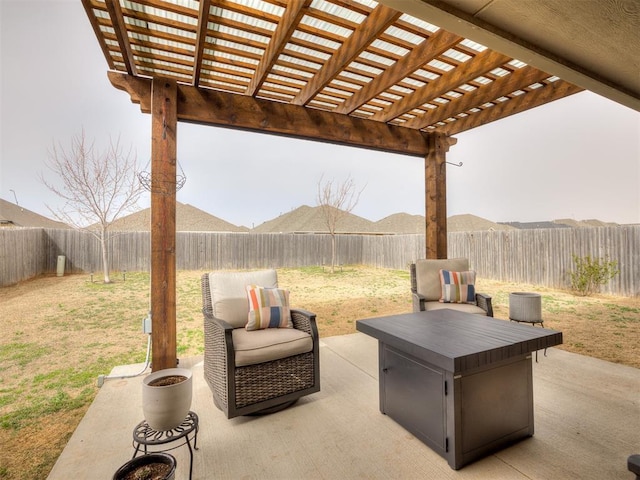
[245,285,292,330]
[439,270,476,304]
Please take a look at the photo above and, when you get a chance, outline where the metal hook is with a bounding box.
[446,161,463,167]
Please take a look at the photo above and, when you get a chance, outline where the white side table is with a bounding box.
[509,292,543,327]
[509,292,545,361]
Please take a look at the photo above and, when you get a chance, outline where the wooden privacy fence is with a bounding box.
[1,226,638,296]
[0,228,47,287]
[447,227,639,297]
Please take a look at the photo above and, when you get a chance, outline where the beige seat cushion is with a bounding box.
[415,258,470,302]
[232,328,313,367]
[208,269,278,328]
[423,302,487,315]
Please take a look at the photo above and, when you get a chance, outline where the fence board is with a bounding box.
[1,226,638,296]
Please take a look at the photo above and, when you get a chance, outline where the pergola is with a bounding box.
[81,0,639,370]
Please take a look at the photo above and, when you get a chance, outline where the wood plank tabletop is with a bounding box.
[356,309,563,373]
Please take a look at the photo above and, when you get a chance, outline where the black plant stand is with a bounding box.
[132,411,199,480]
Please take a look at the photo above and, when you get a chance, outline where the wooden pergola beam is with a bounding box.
[108,71,431,156]
[150,77,178,371]
[374,49,512,123]
[415,65,551,129]
[192,0,211,86]
[424,133,454,259]
[441,79,583,135]
[104,0,137,75]
[246,0,311,97]
[334,28,463,115]
[81,0,115,70]
[291,4,402,106]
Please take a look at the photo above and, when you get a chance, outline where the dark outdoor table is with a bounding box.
[356,309,562,470]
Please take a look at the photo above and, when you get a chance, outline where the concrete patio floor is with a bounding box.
[48,333,639,479]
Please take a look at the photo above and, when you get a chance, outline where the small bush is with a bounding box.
[570,254,619,296]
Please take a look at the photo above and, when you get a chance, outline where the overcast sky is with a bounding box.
[1,1,639,228]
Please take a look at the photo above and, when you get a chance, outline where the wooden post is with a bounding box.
[424,133,455,259]
[150,77,177,371]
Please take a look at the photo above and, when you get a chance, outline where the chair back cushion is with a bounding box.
[208,269,278,328]
[414,258,469,302]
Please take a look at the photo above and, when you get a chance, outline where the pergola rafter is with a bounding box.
[192,0,211,86]
[374,48,512,123]
[104,0,138,75]
[407,65,552,130]
[292,4,402,106]
[82,1,115,69]
[334,28,464,115]
[440,79,584,135]
[246,0,311,96]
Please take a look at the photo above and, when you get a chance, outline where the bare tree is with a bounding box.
[41,130,144,283]
[317,174,365,273]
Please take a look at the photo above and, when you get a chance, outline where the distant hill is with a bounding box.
[447,214,515,232]
[252,205,375,233]
[373,213,424,233]
[108,202,248,232]
[373,213,515,233]
[500,218,619,229]
[500,221,569,229]
[0,198,69,228]
[1,196,623,234]
[252,209,518,234]
[553,218,619,228]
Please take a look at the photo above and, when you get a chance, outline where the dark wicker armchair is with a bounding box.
[201,269,320,419]
[410,258,493,316]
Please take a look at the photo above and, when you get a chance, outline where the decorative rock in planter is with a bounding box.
[142,368,193,431]
[113,452,176,480]
[509,292,543,325]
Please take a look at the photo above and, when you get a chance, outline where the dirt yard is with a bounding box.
[0,266,638,479]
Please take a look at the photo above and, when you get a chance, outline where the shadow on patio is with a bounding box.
[48,333,639,479]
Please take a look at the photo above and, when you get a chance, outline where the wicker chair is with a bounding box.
[410,258,493,316]
[201,269,320,419]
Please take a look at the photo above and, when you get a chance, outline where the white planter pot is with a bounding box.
[142,368,193,431]
[509,292,542,322]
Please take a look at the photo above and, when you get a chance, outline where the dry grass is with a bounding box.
[0,265,638,479]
